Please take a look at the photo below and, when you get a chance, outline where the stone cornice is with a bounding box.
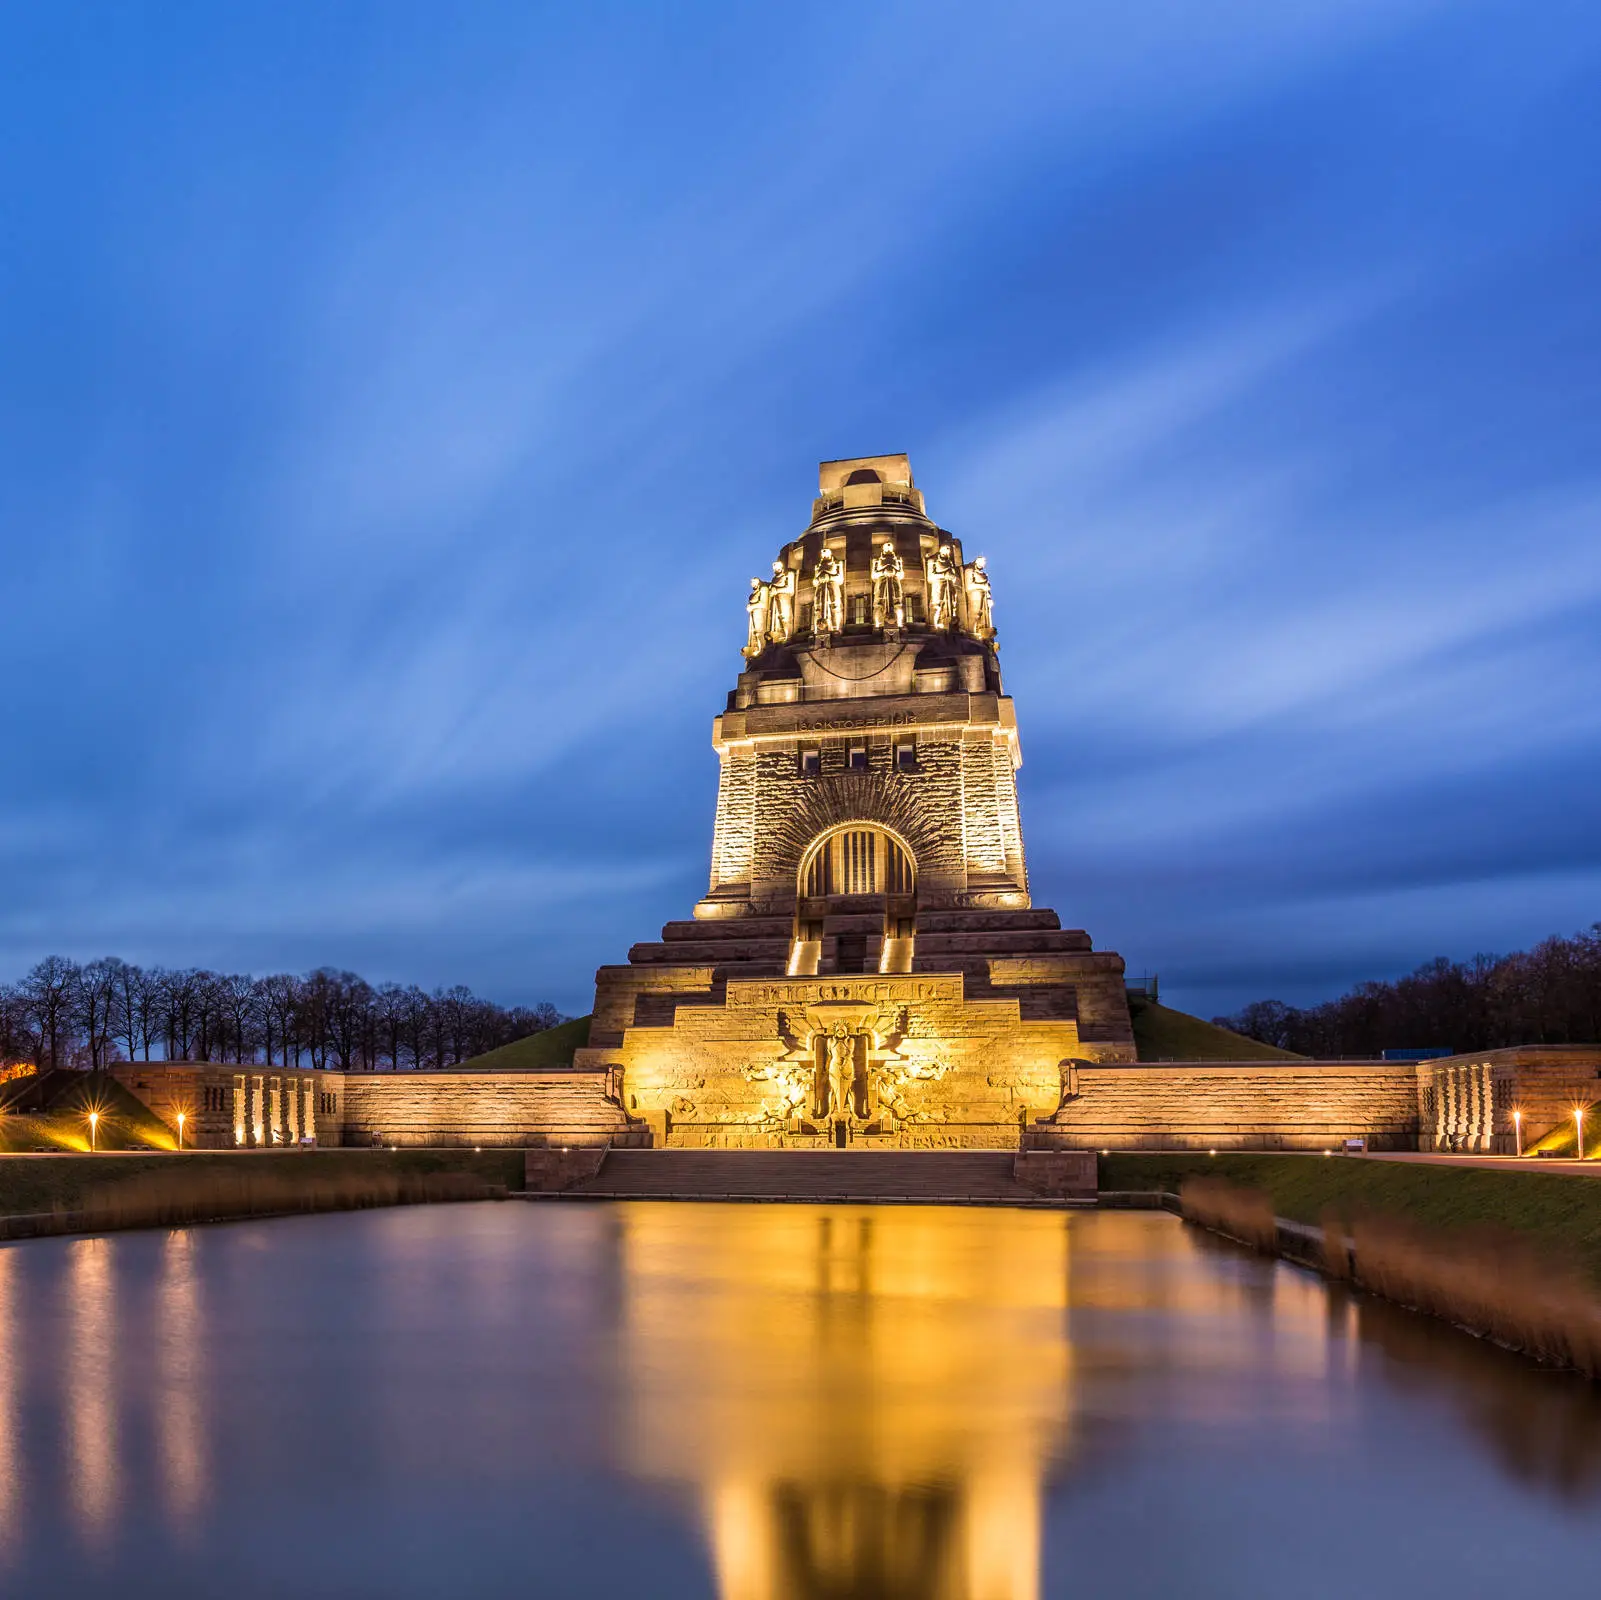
[715,692,1015,747]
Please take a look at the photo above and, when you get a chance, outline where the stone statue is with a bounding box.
[745,1055,815,1127]
[825,1024,856,1123]
[871,541,905,629]
[813,548,844,637]
[744,575,769,658]
[766,560,796,641]
[925,544,960,629]
[963,555,993,637]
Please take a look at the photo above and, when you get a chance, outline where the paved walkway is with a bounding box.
[563,1148,1046,1204]
[1363,1151,1601,1177]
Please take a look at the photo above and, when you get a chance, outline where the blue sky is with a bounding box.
[3,1,1600,1019]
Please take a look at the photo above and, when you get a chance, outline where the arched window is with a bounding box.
[800,826,914,898]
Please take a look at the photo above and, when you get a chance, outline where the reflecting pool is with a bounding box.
[1,1202,1599,1597]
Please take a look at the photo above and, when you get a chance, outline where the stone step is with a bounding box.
[566,1149,1040,1202]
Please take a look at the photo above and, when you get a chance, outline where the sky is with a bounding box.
[3,0,1600,1021]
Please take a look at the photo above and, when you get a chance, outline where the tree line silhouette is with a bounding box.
[1216,925,1601,1058]
[0,956,564,1073]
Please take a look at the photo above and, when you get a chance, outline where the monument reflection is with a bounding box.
[616,1204,1073,1600]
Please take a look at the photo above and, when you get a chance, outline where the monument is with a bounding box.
[574,455,1138,1148]
[109,454,1581,1155]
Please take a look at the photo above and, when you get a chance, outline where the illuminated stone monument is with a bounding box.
[575,455,1136,1148]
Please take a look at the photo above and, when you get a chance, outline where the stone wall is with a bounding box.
[338,1070,632,1148]
[113,1049,1601,1157]
[1033,1061,1423,1151]
[1416,1046,1601,1153]
[111,1063,342,1149]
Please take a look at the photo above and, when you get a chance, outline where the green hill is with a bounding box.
[455,1015,592,1071]
[1130,998,1303,1062]
[0,1069,177,1151]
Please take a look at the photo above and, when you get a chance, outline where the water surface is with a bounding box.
[1,1202,1598,1597]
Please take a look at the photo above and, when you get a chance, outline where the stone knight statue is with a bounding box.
[871,541,905,629]
[744,575,769,658]
[925,543,961,629]
[825,1024,856,1123]
[766,559,796,642]
[813,548,844,637]
[963,554,993,638]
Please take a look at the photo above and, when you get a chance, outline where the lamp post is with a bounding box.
[1513,1108,1522,1158]
[176,1112,186,1151]
[1577,1106,1588,1162]
[88,1110,99,1153]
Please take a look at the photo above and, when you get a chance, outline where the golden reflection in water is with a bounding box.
[66,1238,118,1546]
[157,1230,207,1534]
[616,1205,1073,1600]
[0,1249,17,1555]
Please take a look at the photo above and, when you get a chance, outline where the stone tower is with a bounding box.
[576,455,1135,1148]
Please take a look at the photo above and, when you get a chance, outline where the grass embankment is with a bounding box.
[1129,999,1302,1062]
[1526,1119,1601,1159]
[0,1148,526,1229]
[0,1071,177,1152]
[1103,1152,1601,1286]
[1174,1170,1601,1378]
[455,1015,592,1071]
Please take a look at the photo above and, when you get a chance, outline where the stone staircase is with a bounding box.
[560,1148,1046,1204]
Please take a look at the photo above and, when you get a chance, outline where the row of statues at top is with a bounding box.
[744,541,993,657]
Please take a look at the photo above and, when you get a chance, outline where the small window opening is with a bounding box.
[848,743,868,772]
[848,594,870,626]
[799,746,821,777]
[895,739,916,772]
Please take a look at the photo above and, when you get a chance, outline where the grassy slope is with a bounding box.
[455,1015,592,1071]
[0,1148,526,1219]
[1102,1152,1601,1283]
[1129,999,1303,1061]
[1526,1119,1601,1159]
[1,1072,181,1152]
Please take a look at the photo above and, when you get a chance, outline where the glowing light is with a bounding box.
[175,1112,186,1151]
[1323,1149,1331,1157]
[1513,1107,1523,1158]
[1576,1106,1587,1161]
[234,1124,245,1146]
[1208,1149,1217,1157]
[252,1124,263,1145]
[87,1110,99,1152]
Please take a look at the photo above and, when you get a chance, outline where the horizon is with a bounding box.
[5,2,1601,1020]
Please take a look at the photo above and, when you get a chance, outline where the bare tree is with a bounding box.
[74,958,123,1069]
[258,973,301,1067]
[3,954,564,1073]
[23,956,80,1070]
[218,973,258,1063]
[0,983,34,1067]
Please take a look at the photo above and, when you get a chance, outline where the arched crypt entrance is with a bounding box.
[790,823,917,977]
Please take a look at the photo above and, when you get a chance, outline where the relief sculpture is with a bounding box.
[738,1005,949,1137]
